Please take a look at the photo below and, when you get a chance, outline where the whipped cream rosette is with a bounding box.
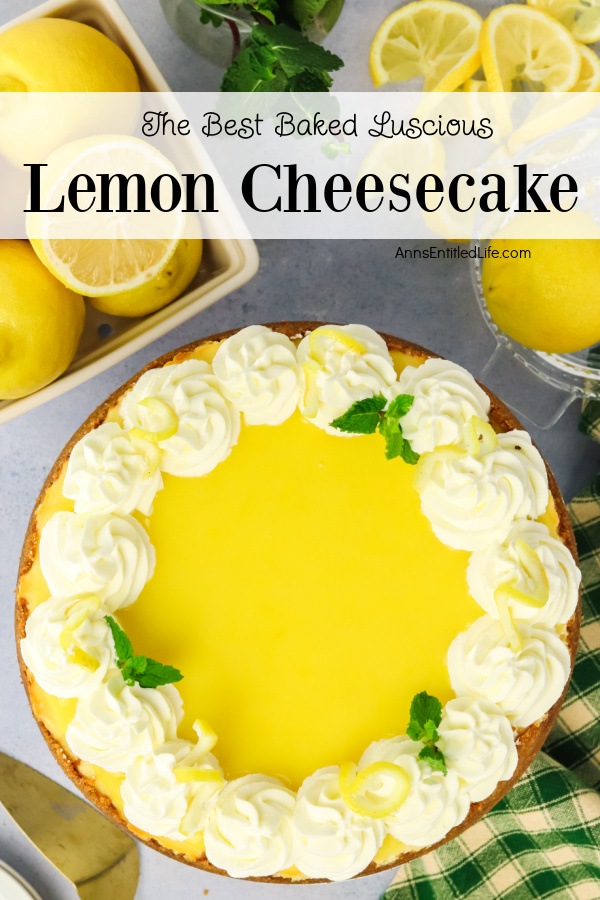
[467,520,581,628]
[297,324,398,434]
[294,766,386,880]
[66,675,183,772]
[20,594,113,698]
[16,323,580,884]
[39,510,155,611]
[212,325,300,426]
[448,615,572,728]
[121,723,223,841]
[359,738,470,847]
[437,698,518,802]
[396,358,491,455]
[204,776,297,878]
[415,430,549,552]
[63,422,163,516]
[120,359,240,477]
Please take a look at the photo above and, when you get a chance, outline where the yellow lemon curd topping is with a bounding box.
[118,408,477,788]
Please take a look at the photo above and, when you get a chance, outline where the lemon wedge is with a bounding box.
[26,135,185,297]
[369,0,483,91]
[480,5,582,92]
[527,0,600,44]
[340,762,411,818]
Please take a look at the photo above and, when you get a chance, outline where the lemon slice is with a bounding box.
[463,78,488,92]
[527,0,600,44]
[26,135,185,297]
[369,0,483,91]
[480,5,582,92]
[572,43,600,90]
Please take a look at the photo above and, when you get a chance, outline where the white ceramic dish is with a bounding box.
[0,0,259,425]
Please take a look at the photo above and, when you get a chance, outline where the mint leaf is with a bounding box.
[105,616,183,689]
[221,43,278,91]
[252,23,343,76]
[286,0,344,33]
[135,660,184,689]
[377,412,419,464]
[387,393,414,420]
[104,615,133,662]
[407,691,447,775]
[418,745,448,775]
[330,395,386,434]
[423,719,439,743]
[222,23,342,91]
[410,691,443,730]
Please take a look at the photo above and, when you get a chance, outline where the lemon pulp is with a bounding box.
[118,409,478,789]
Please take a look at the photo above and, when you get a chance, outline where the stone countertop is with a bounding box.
[1,2,599,899]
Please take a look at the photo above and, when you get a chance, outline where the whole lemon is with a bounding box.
[0,241,85,399]
[482,239,600,354]
[0,19,139,166]
[0,18,139,91]
[87,240,203,317]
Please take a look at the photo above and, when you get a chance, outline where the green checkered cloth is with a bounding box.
[384,417,600,899]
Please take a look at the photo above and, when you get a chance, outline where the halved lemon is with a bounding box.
[369,0,483,91]
[527,0,600,44]
[26,135,186,297]
[572,43,600,91]
[480,5,582,92]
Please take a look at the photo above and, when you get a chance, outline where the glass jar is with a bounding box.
[159,0,253,67]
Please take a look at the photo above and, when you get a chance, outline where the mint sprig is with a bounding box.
[105,616,183,689]
[330,393,420,464]
[221,23,343,91]
[407,691,447,775]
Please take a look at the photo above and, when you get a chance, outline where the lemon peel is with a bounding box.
[339,761,411,818]
[192,720,219,757]
[308,327,366,363]
[174,767,224,785]
[130,398,178,444]
[463,416,498,457]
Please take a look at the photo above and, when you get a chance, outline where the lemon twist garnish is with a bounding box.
[463,416,498,458]
[494,591,524,652]
[308,327,366,365]
[59,596,102,667]
[190,719,218,759]
[499,540,550,607]
[130,397,178,444]
[66,645,100,671]
[495,539,549,648]
[173,767,224,785]
[339,761,411,819]
[301,360,320,419]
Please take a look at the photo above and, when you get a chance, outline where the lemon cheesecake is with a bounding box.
[16,322,580,882]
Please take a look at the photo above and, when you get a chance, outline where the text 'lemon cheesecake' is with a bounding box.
[16,322,580,883]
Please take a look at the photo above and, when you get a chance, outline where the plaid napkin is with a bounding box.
[384,419,600,899]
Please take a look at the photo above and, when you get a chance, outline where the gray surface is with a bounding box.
[1,2,599,900]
